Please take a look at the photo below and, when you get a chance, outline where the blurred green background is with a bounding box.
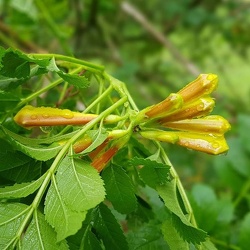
[1,0,250,248]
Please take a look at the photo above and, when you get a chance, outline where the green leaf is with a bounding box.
[200,238,218,250]
[127,221,169,250]
[0,160,42,183]
[79,128,108,155]
[190,184,218,232]
[0,91,20,113]
[130,157,170,189]
[79,225,103,250]
[0,47,49,90]
[161,219,189,250]
[0,174,46,199]
[21,209,69,250]
[44,175,87,241]
[239,212,250,250]
[157,180,207,244]
[56,156,105,211]
[58,72,90,88]
[102,165,137,214]
[93,203,128,250]
[0,202,29,249]
[46,57,90,88]
[1,126,63,161]
[0,138,32,171]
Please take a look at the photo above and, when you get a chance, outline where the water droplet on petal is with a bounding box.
[62,111,74,119]
[197,103,204,111]
[31,115,37,120]
[42,114,49,118]
[212,142,219,149]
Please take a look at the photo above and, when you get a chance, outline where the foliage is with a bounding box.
[0,1,250,250]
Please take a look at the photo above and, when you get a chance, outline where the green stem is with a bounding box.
[158,143,198,227]
[16,67,82,109]
[211,237,241,250]
[29,53,105,72]
[13,96,128,247]
[233,178,250,208]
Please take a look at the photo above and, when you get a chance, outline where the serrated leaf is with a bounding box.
[0,174,45,199]
[239,212,250,250]
[157,180,207,244]
[161,219,189,250]
[0,160,42,183]
[58,72,90,88]
[44,175,87,241]
[0,138,31,171]
[21,209,69,250]
[0,203,30,249]
[80,226,103,250]
[127,222,168,250]
[79,128,108,155]
[200,238,218,250]
[102,165,137,214]
[1,127,63,161]
[56,156,105,211]
[130,157,170,188]
[93,203,128,250]
[46,57,90,88]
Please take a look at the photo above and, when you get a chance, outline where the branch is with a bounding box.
[121,1,200,76]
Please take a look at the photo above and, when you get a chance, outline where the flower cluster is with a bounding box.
[138,74,231,155]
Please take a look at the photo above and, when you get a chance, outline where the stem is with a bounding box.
[233,178,250,208]
[29,53,105,72]
[12,96,128,247]
[16,67,82,109]
[158,143,198,227]
[211,238,241,250]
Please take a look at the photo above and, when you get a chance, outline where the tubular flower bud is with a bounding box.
[175,132,229,155]
[162,115,231,135]
[14,105,122,128]
[145,93,183,119]
[137,74,231,155]
[177,73,218,103]
[90,133,131,172]
[159,97,215,123]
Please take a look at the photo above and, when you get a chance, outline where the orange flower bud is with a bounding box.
[159,97,215,123]
[178,73,218,103]
[145,93,183,119]
[14,105,122,128]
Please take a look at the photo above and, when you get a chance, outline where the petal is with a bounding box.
[162,115,231,135]
[178,73,218,103]
[145,93,183,118]
[175,132,229,155]
[159,97,215,123]
[140,130,179,144]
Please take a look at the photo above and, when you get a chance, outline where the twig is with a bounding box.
[121,1,200,76]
